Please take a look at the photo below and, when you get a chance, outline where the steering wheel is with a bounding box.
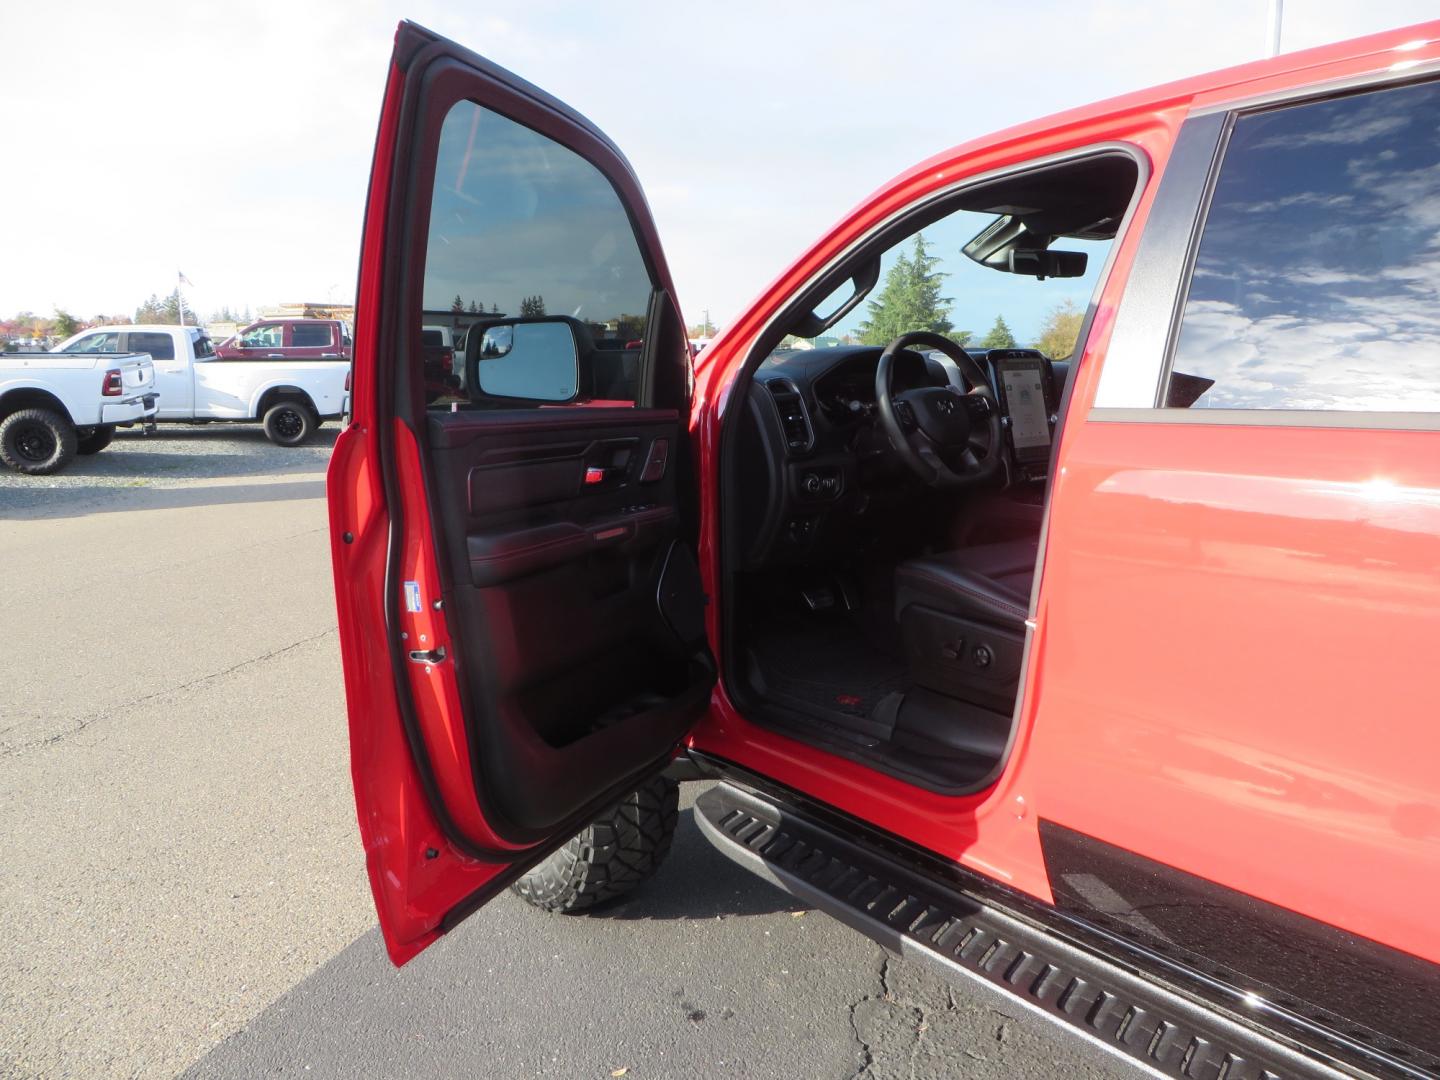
[874,331,1002,489]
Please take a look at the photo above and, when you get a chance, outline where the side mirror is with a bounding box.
[1007,249,1087,280]
[467,317,582,402]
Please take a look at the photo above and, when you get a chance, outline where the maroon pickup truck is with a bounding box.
[214,318,352,361]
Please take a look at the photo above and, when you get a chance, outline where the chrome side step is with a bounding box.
[695,781,1373,1080]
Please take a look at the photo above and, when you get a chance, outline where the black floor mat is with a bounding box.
[742,613,1008,794]
[745,618,910,724]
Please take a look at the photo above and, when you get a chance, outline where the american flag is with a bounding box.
[178,270,194,287]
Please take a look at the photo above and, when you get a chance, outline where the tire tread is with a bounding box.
[510,775,679,914]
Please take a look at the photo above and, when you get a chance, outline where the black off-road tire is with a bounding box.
[76,424,115,455]
[0,408,78,475]
[262,400,317,446]
[510,775,680,913]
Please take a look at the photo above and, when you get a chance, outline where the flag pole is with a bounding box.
[176,270,189,326]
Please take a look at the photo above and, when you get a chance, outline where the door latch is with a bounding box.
[408,645,447,665]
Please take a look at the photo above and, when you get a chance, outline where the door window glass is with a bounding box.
[239,324,284,350]
[421,100,654,407]
[1167,78,1440,412]
[291,323,333,348]
[127,332,175,362]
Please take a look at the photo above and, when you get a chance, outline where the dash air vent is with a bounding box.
[766,379,814,454]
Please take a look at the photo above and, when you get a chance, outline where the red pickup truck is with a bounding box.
[329,20,1440,1080]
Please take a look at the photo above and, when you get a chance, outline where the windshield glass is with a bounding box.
[786,208,1111,360]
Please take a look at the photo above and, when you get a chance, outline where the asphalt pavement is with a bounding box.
[0,425,1138,1079]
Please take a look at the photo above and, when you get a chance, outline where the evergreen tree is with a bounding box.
[450,294,465,314]
[857,234,953,345]
[135,294,166,323]
[519,295,547,317]
[467,300,480,314]
[978,315,1016,350]
[161,289,187,325]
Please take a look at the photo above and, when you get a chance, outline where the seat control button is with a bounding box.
[972,645,992,669]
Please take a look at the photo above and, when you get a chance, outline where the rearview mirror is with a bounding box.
[1006,249,1087,280]
[468,317,581,402]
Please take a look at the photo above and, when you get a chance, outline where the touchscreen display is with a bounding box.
[1000,363,1050,451]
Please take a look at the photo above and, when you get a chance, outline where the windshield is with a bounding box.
[786,208,1111,361]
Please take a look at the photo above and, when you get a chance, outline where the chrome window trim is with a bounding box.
[1188,53,1440,118]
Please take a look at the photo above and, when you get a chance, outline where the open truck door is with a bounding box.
[328,21,712,964]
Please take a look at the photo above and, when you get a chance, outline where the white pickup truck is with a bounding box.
[0,348,157,474]
[53,324,349,446]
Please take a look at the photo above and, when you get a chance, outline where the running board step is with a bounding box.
[695,782,1367,1080]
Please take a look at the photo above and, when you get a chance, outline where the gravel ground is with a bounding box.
[0,423,339,514]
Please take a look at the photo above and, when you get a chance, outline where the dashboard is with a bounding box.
[737,344,1066,568]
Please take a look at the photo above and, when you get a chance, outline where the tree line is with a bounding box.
[1,289,260,349]
[853,234,1086,359]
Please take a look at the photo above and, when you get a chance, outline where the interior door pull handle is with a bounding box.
[639,438,669,483]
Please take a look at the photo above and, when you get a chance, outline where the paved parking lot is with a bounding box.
[0,426,1135,1079]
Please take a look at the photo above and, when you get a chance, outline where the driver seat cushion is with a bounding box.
[894,538,1039,629]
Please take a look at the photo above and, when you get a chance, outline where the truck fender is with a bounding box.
[249,382,319,420]
[0,378,76,424]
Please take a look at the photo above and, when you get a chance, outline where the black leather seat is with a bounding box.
[894,538,1039,630]
[893,538,1038,712]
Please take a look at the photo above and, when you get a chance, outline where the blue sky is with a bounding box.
[0,1,1435,331]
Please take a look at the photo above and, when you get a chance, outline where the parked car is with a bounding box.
[55,324,348,445]
[329,20,1440,1080]
[0,345,155,473]
[214,318,352,362]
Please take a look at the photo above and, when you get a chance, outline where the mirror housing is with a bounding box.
[1006,248,1087,280]
[465,316,583,403]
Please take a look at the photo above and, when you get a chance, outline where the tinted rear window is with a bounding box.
[1167,77,1440,412]
[128,332,175,362]
[291,324,333,348]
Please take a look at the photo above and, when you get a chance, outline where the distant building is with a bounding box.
[259,302,356,322]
